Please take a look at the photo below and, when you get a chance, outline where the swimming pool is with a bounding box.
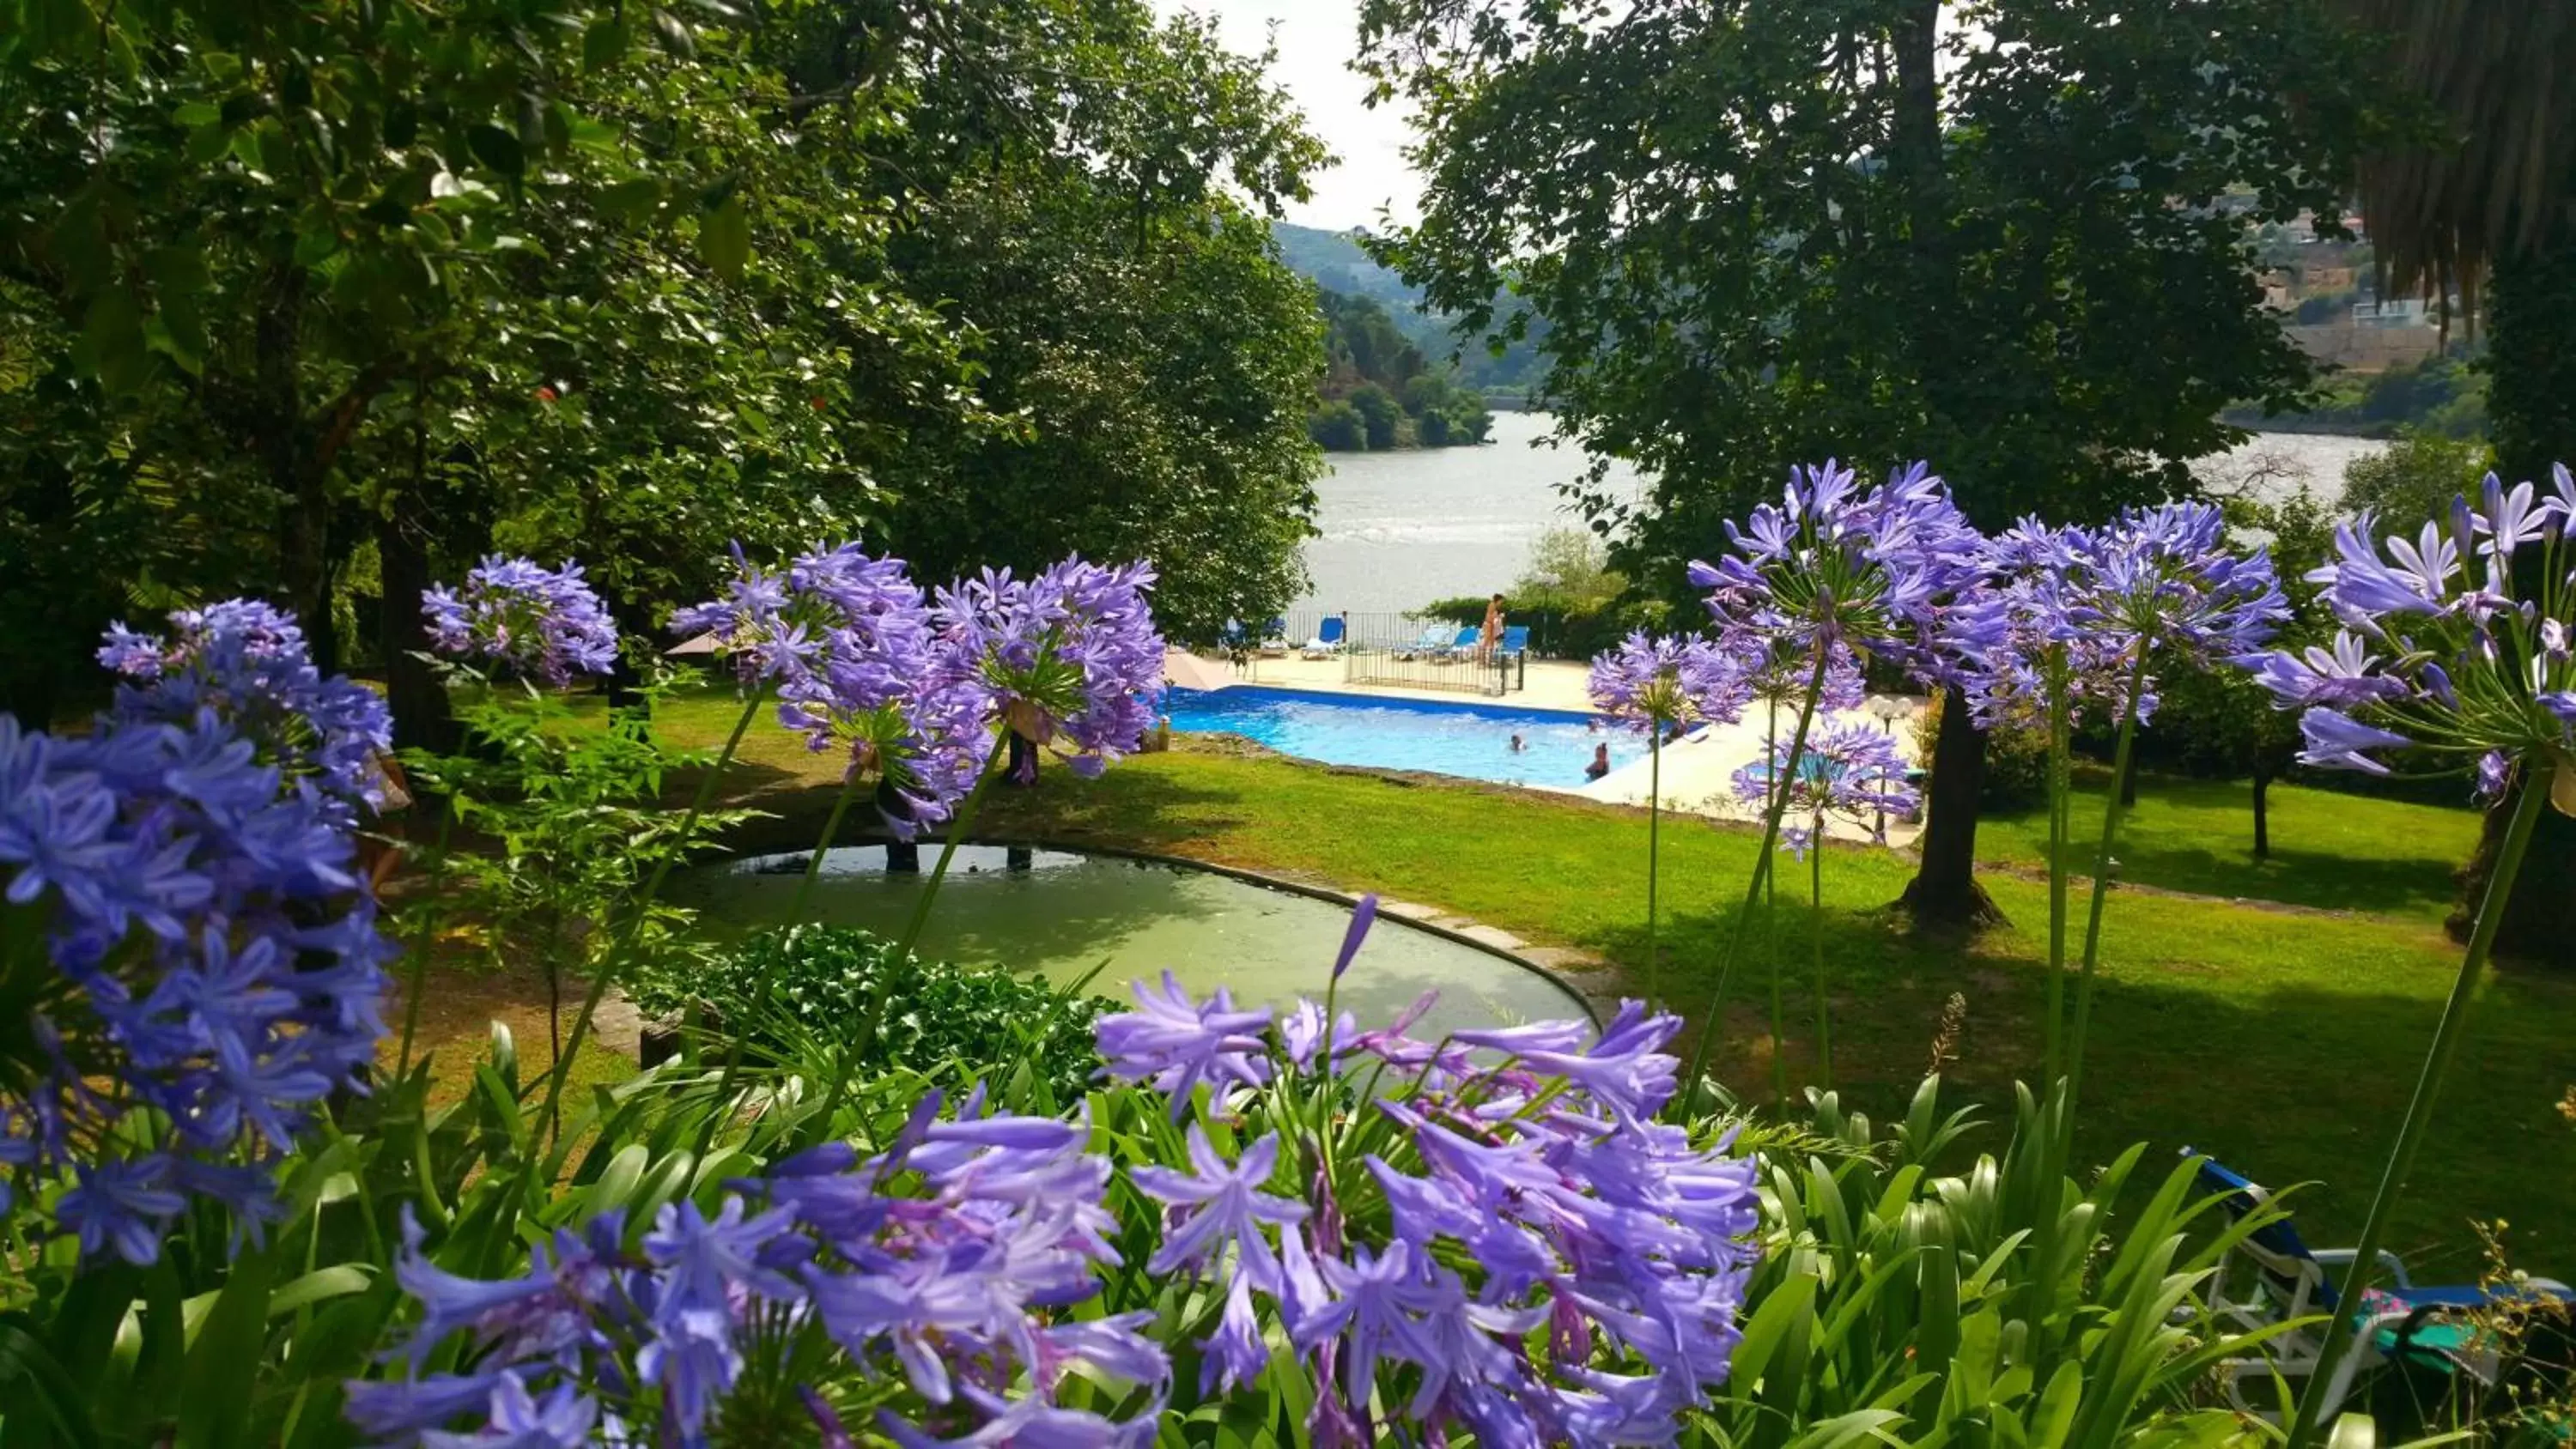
[1159,685,1642,787]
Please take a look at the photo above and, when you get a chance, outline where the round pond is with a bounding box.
[671,846,1590,1034]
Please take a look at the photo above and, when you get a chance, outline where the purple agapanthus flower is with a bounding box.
[1093,971,1273,1115]
[97,599,393,827]
[1689,459,1985,688]
[1729,720,1920,848]
[1589,632,1747,733]
[353,1093,1162,1449]
[422,555,621,685]
[2239,472,2576,785]
[0,696,392,1260]
[1092,966,1757,1447]
[930,556,1164,780]
[674,543,996,837]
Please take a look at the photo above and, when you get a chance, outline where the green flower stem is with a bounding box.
[395,807,455,1076]
[538,688,763,1144]
[1765,711,1787,1104]
[1646,731,1662,1011]
[2044,670,2071,1084]
[1678,648,1832,1103]
[2063,649,2152,1110]
[708,767,864,1113]
[892,731,1013,963]
[2281,770,2551,1449]
[1808,818,1830,1088]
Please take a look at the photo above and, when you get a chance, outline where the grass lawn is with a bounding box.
[636,688,2576,1277]
[1979,765,2488,927]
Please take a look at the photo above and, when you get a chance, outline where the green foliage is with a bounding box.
[629,925,1115,1104]
[1310,288,1492,449]
[1347,382,1401,449]
[2341,429,2494,521]
[1358,0,2384,591]
[2235,354,2490,439]
[860,7,1329,647]
[1307,399,1366,451]
[396,676,755,1065]
[1706,1078,2296,1446]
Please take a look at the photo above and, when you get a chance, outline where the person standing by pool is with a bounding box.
[1479,592,1505,662]
[1585,743,1612,780]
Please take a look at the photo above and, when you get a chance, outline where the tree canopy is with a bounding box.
[0,0,1330,719]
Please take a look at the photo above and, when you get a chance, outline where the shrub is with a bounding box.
[1307,399,1365,450]
[629,924,1115,1101]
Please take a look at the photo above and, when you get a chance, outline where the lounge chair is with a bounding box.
[1497,624,1530,658]
[2189,1151,2571,1422]
[1255,616,1291,658]
[1432,626,1479,664]
[1300,615,1347,660]
[1393,623,1452,661]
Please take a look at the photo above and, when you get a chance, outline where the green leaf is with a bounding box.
[266,1265,374,1319]
[176,1252,274,1449]
[698,193,750,279]
[599,177,661,221]
[0,1316,93,1446]
[466,124,525,179]
[583,16,627,70]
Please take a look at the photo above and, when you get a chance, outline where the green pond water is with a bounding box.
[671,846,1590,1034]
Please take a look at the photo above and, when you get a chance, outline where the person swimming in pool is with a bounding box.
[1508,733,1527,753]
[1585,743,1611,780]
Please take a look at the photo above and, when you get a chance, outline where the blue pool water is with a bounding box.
[1161,686,1643,787]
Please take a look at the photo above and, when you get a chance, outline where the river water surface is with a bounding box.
[1296,412,2382,615]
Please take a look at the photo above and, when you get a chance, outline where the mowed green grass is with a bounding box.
[1979,765,2487,926]
[647,688,2576,1278]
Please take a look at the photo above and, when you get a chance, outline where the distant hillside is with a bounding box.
[1308,289,1491,452]
[1272,221,1547,403]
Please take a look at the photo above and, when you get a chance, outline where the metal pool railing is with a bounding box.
[1218,611,1528,696]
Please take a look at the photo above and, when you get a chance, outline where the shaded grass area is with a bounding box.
[1978,765,2484,926]
[634,685,2572,1271]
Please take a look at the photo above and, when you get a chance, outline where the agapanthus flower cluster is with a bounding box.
[0,706,394,1263]
[347,1088,1163,1449]
[1946,507,2283,733]
[2238,470,2576,797]
[1688,460,1985,681]
[422,555,621,685]
[672,543,986,835]
[2069,503,2286,670]
[931,557,1164,780]
[1728,721,1920,855]
[98,598,393,827]
[1589,630,1748,733]
[1092,945,1759,1446]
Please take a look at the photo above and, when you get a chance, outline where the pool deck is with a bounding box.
[1163,649,1930,846]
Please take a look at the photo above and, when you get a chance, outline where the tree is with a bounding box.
[860,6,1331,647]
[1359,0,2379,927]
[2345,0,2576,962]
[2339,429,2490,521]
[1309,400,1367,451]
[2151,494,2335,858]
[0,0,969,741]
[1349,384,1400,451]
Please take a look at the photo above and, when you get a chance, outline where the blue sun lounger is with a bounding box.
[2190,1151,2571,1422]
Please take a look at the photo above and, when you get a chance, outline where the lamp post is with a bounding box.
[1868,697,1906,838]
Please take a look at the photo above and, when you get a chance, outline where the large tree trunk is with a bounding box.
[1900,693,2008,927]
[2451,239,2576,965]
[376,505,453,755]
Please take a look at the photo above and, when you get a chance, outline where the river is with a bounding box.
[1295,411,2382,616]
